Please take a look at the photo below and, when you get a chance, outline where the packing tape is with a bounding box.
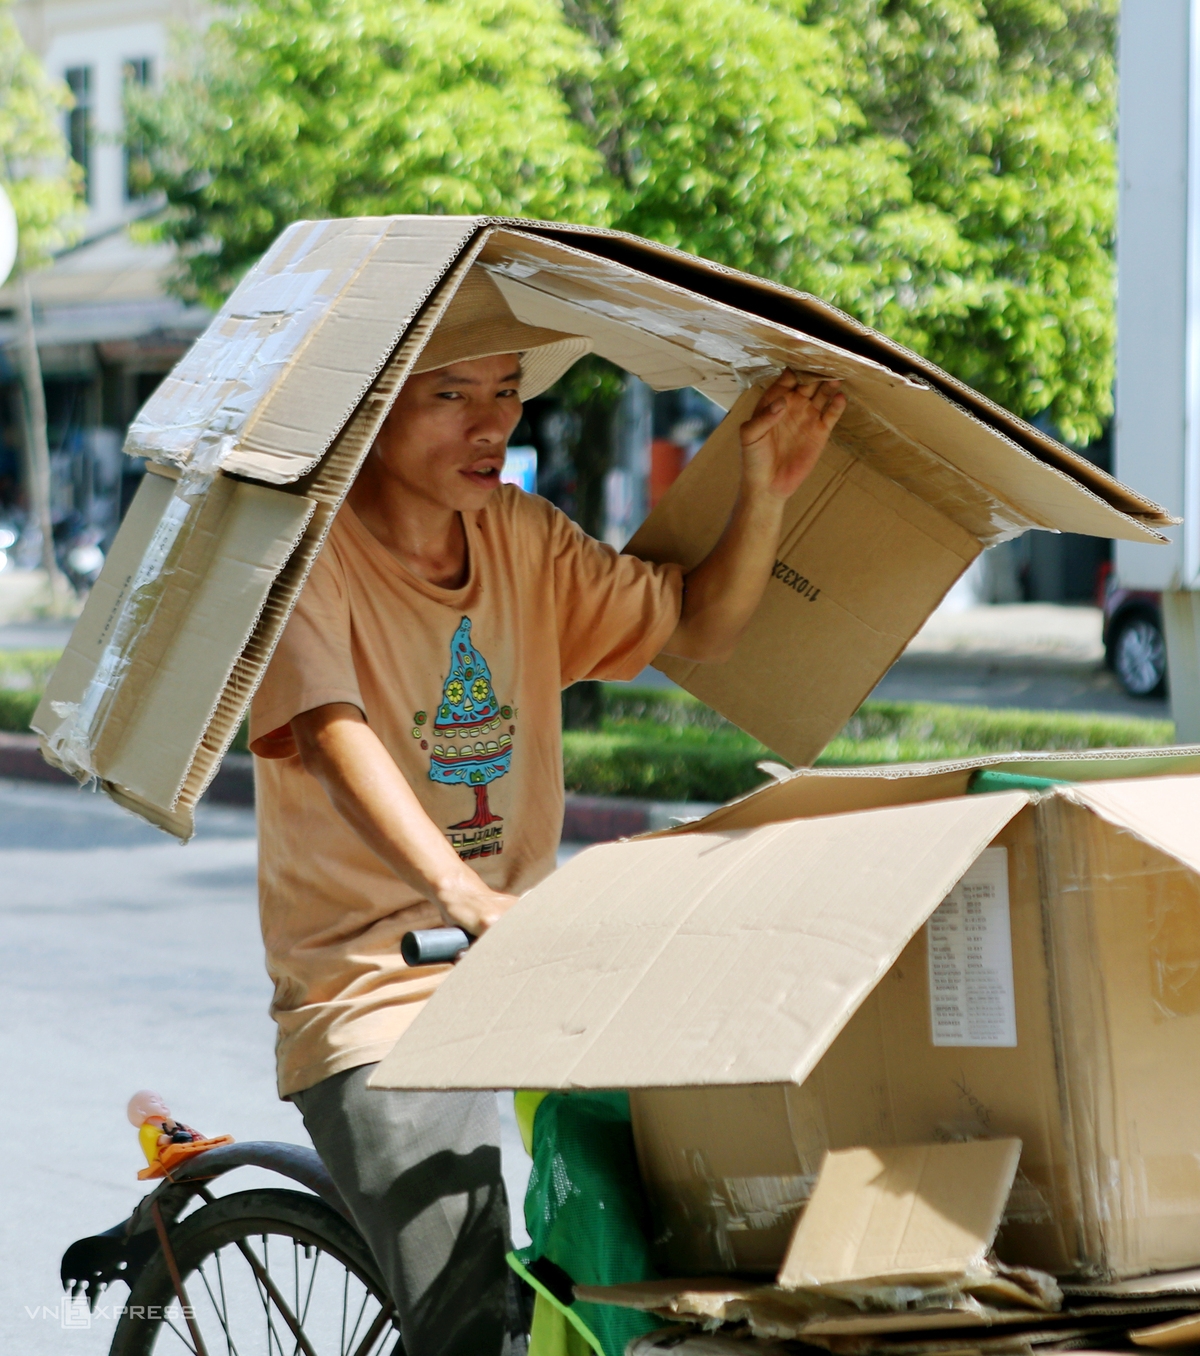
[47,436,236,779]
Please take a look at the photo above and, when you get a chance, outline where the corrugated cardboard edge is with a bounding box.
[777,1139,1022,1292]
[663,747,1200,839]
[491,225,1166,547]
[522,221,1174,531]
[1057,778,1200,877]
[146,232,494,839]
[369,791,1031,1092]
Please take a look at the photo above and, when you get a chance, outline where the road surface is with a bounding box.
[0,777,541,1353]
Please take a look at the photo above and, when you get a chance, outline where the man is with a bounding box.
[249,267,845,1355]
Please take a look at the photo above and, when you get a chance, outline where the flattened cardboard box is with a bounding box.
[34,215,1171,837]
[372,751,1200,1282]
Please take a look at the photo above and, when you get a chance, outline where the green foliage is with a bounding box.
[572,0,970,355]
[126,0,607,304]
[564,722,772,801]
[559,687,1173,801]
[0,648,61,691]
[0,662,1177,798]
[0,687,38,733]
[818,698,1172,767]
[803,0,1117,441]
[131,0,1116,439]
[0,0,81,268]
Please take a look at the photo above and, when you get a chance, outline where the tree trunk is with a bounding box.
[13,272,67,601]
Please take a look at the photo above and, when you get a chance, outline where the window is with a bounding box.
[65,66,92,202]
[123,58,153,200]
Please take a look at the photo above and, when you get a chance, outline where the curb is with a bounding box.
[0,734,717,844]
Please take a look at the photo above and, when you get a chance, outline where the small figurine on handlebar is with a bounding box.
[127,1090,234,1180]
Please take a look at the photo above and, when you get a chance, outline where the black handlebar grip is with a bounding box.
[400,927,472,966]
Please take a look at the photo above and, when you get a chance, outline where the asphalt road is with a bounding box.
[870,656,1170,720]
[0,778,541,1354]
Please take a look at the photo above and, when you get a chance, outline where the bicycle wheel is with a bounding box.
[110,1187,403,1356]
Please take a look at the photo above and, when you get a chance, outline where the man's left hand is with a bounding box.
[739,369,846,500]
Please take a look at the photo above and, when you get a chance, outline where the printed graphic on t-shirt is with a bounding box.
[411,616,515,861]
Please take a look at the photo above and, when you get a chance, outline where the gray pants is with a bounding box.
[293,1065,513,1356]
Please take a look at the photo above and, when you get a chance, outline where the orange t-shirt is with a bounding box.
[250,486,683,1096]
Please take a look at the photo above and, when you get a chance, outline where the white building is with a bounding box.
[1116,0,1200,736]
[0,0,209,537]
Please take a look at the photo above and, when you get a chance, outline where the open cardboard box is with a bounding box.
[371,748,1200,1286]
[33,215,1172,836]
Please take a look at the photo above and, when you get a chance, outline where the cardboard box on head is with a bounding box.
[370,749,1200,1283]
[34,216,1172,837]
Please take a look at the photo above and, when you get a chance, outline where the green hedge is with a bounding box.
[817,700,1175,768]
[0,655,1178,802]
[564,724,771,802]
[561,688,1175,801]
[0,688,39,734]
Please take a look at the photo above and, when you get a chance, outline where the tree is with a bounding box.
[801,0,1117,443]
[0,0,81,593]
[133,0,1116,439]
[0,0,80,269]
[127,0,608,306]
[562,0,970,346]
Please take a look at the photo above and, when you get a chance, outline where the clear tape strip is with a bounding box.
[47,436,235,779]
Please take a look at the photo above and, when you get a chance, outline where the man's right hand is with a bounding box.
[438,878,520,936]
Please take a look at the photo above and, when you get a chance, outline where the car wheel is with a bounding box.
[1110,612,1168,698]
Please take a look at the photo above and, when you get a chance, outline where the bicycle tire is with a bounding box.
[109,1187,403,1356]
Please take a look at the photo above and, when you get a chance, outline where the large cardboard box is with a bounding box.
[372,750,1200,1281]
[34,216,1171,836]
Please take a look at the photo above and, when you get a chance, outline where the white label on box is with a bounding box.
[927,847,1016,1047]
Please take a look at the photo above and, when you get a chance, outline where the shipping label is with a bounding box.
[927,847,1017,1047]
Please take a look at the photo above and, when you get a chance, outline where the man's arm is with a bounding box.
[661,371,846,664]
[291,702,517,935]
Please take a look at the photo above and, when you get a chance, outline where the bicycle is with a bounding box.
[61,1137,402,1355]
[61,928,486,1356]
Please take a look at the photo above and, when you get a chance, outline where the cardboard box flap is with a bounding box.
[370,791,1028,1092]
[669,748,1200,837]
[525,221,1173,532]
[34,472,315,815]
[777,1140,1022,1292]
[125,215,480,484]
[484,229,1165,547]
[1061,776,1200,875]
[126,212,1171,540]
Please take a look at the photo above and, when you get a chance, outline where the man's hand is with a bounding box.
[438,874,519,936]
[661,368,846,665]
[291,703,518,938]
[739,370,846,500]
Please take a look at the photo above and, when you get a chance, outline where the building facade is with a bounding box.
[0,0,209,551]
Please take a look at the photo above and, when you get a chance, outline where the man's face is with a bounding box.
[372,354,523,513]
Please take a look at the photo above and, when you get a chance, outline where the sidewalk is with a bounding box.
[903,603,1104,666]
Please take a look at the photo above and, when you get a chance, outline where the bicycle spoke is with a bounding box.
[233,1232,320,1356]
[342,1281,372,1354]
[297,1243,322,1332]
[211,1247,239,1356]
[292,1242,301,1356]
[194,1257,242,1356]
[161,1309,201,1354]
[340,1266,350,1354]
[238,1234,287,1356]
[348,1299,397,1356]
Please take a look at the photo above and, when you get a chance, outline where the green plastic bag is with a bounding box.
[510,1090,663,1356]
